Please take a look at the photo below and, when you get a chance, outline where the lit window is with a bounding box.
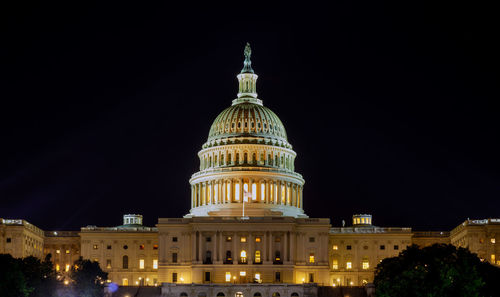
[362,261,369,269]
[226,236,232,242]
[255,237,261,243]
[240,271,246,276]
[65,264,70,272]
[240,237,247,243]
[254,273,261,282]
[93,244,98,250]
[225,272,231,282]
[106,259,111,269]
[333,245,338,250]
[362,279,368,285]
[55,264,60,271]
[240,250,247,263]
[255,250,261,263]
[65,250,70,254]
[492,238,496,244]
[153,259,158,269]
[492,254,496,263]
[309,253,315,263]
[56,249,61,254]
[153,244,158,250]
[139,259,145,269]
[332,260,338,270]
[122,278,128,286]
[346,262,352,269]
[139,244,145,250]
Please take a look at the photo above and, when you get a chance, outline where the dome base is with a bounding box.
[185,204,308,218]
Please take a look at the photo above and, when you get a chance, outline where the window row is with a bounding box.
[92,244,158,250]
[200,151,294,171]
[332,244,401,250]
[331,260,371,270]
[120,256,158,269]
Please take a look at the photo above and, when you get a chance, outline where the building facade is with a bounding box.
[1,45,499,296]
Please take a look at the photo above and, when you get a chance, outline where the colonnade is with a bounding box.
[191,179,303,209]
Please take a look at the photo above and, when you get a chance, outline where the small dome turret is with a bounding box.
[353,214,372,226]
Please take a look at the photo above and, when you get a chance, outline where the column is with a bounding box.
[290,232,295,263]
[214,231,218,262]
[192,232,197,263]
[263,231,268,262]
[284,231,288,262]
[198,232,202,262]
[249,233,254,263]
[269,232,274,262]
[218,231,223,262]
[222,180,226,204]
[232,233,237,263]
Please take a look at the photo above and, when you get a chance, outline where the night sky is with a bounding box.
[1,2,499,231]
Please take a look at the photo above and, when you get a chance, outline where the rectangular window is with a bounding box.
[56,264,60,271]
[332,260,338,270]
[153,244,159,250]
[206,237,211,242]
[240,237,247,243]
[491,238,496,244]
[226,236,232,242]
[139,244,145,250]
[275,237,281,243]
[309,253,315,263]
[172,273,177,283]
[204,272,211,282]
[107,245,112,250]
[106,259,111,269]
[394,245,399,250]
[275,272,281,282]
[122,278,128,286]
[93,244,98,250]
[65,250,70,254]
[309,273,314,283]
[362,261,369,269]
[492,254,496,263]
[254,273,261,282]
[380,245,385,250]
[6,238,11,243]
[139,259,145,269]
[309,237,315,243]
[172,237,178,242]
[172,253,178,263]
[56,249,60,254]
[346,262,352,269]
[332,245,338,250]
[255,237,261,243]
[65,264,70,272]
[225,272,231,282]
[153,259,158,269]
[346,245,352,250]
[239,271,246,276]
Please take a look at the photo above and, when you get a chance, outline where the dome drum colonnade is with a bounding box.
[188,43,306,218]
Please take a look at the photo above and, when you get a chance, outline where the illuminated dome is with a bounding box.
[187,43,306,218]
[205,102,290,149]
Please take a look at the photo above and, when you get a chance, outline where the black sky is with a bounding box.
[1,1,499,231]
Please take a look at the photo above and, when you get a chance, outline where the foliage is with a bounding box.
[0,254,32,297]
[70,257,108,297]
[19,254,58,297]
[373,244,500,297]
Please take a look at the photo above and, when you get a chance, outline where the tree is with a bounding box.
[0,254,32,297]
[374,244,500,297]
[70,257,108,297]
[18,254,58,297]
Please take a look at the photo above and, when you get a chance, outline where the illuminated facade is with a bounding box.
[1,45,499,296]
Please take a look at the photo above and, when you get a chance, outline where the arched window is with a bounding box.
[240,250,247,264]
[252,153,256,164]
[272,293,280,297]
[180,293,188,297]
[244,152,248,164]
[217,293,225,297]
[254,293,262,297]
[227,153,232,165]
[235,153,240,164]
[122,255,128,269]
[291,293,299,297]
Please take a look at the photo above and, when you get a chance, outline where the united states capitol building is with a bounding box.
[1,44,499,297]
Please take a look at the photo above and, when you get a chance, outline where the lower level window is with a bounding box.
[172,273,177,283]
